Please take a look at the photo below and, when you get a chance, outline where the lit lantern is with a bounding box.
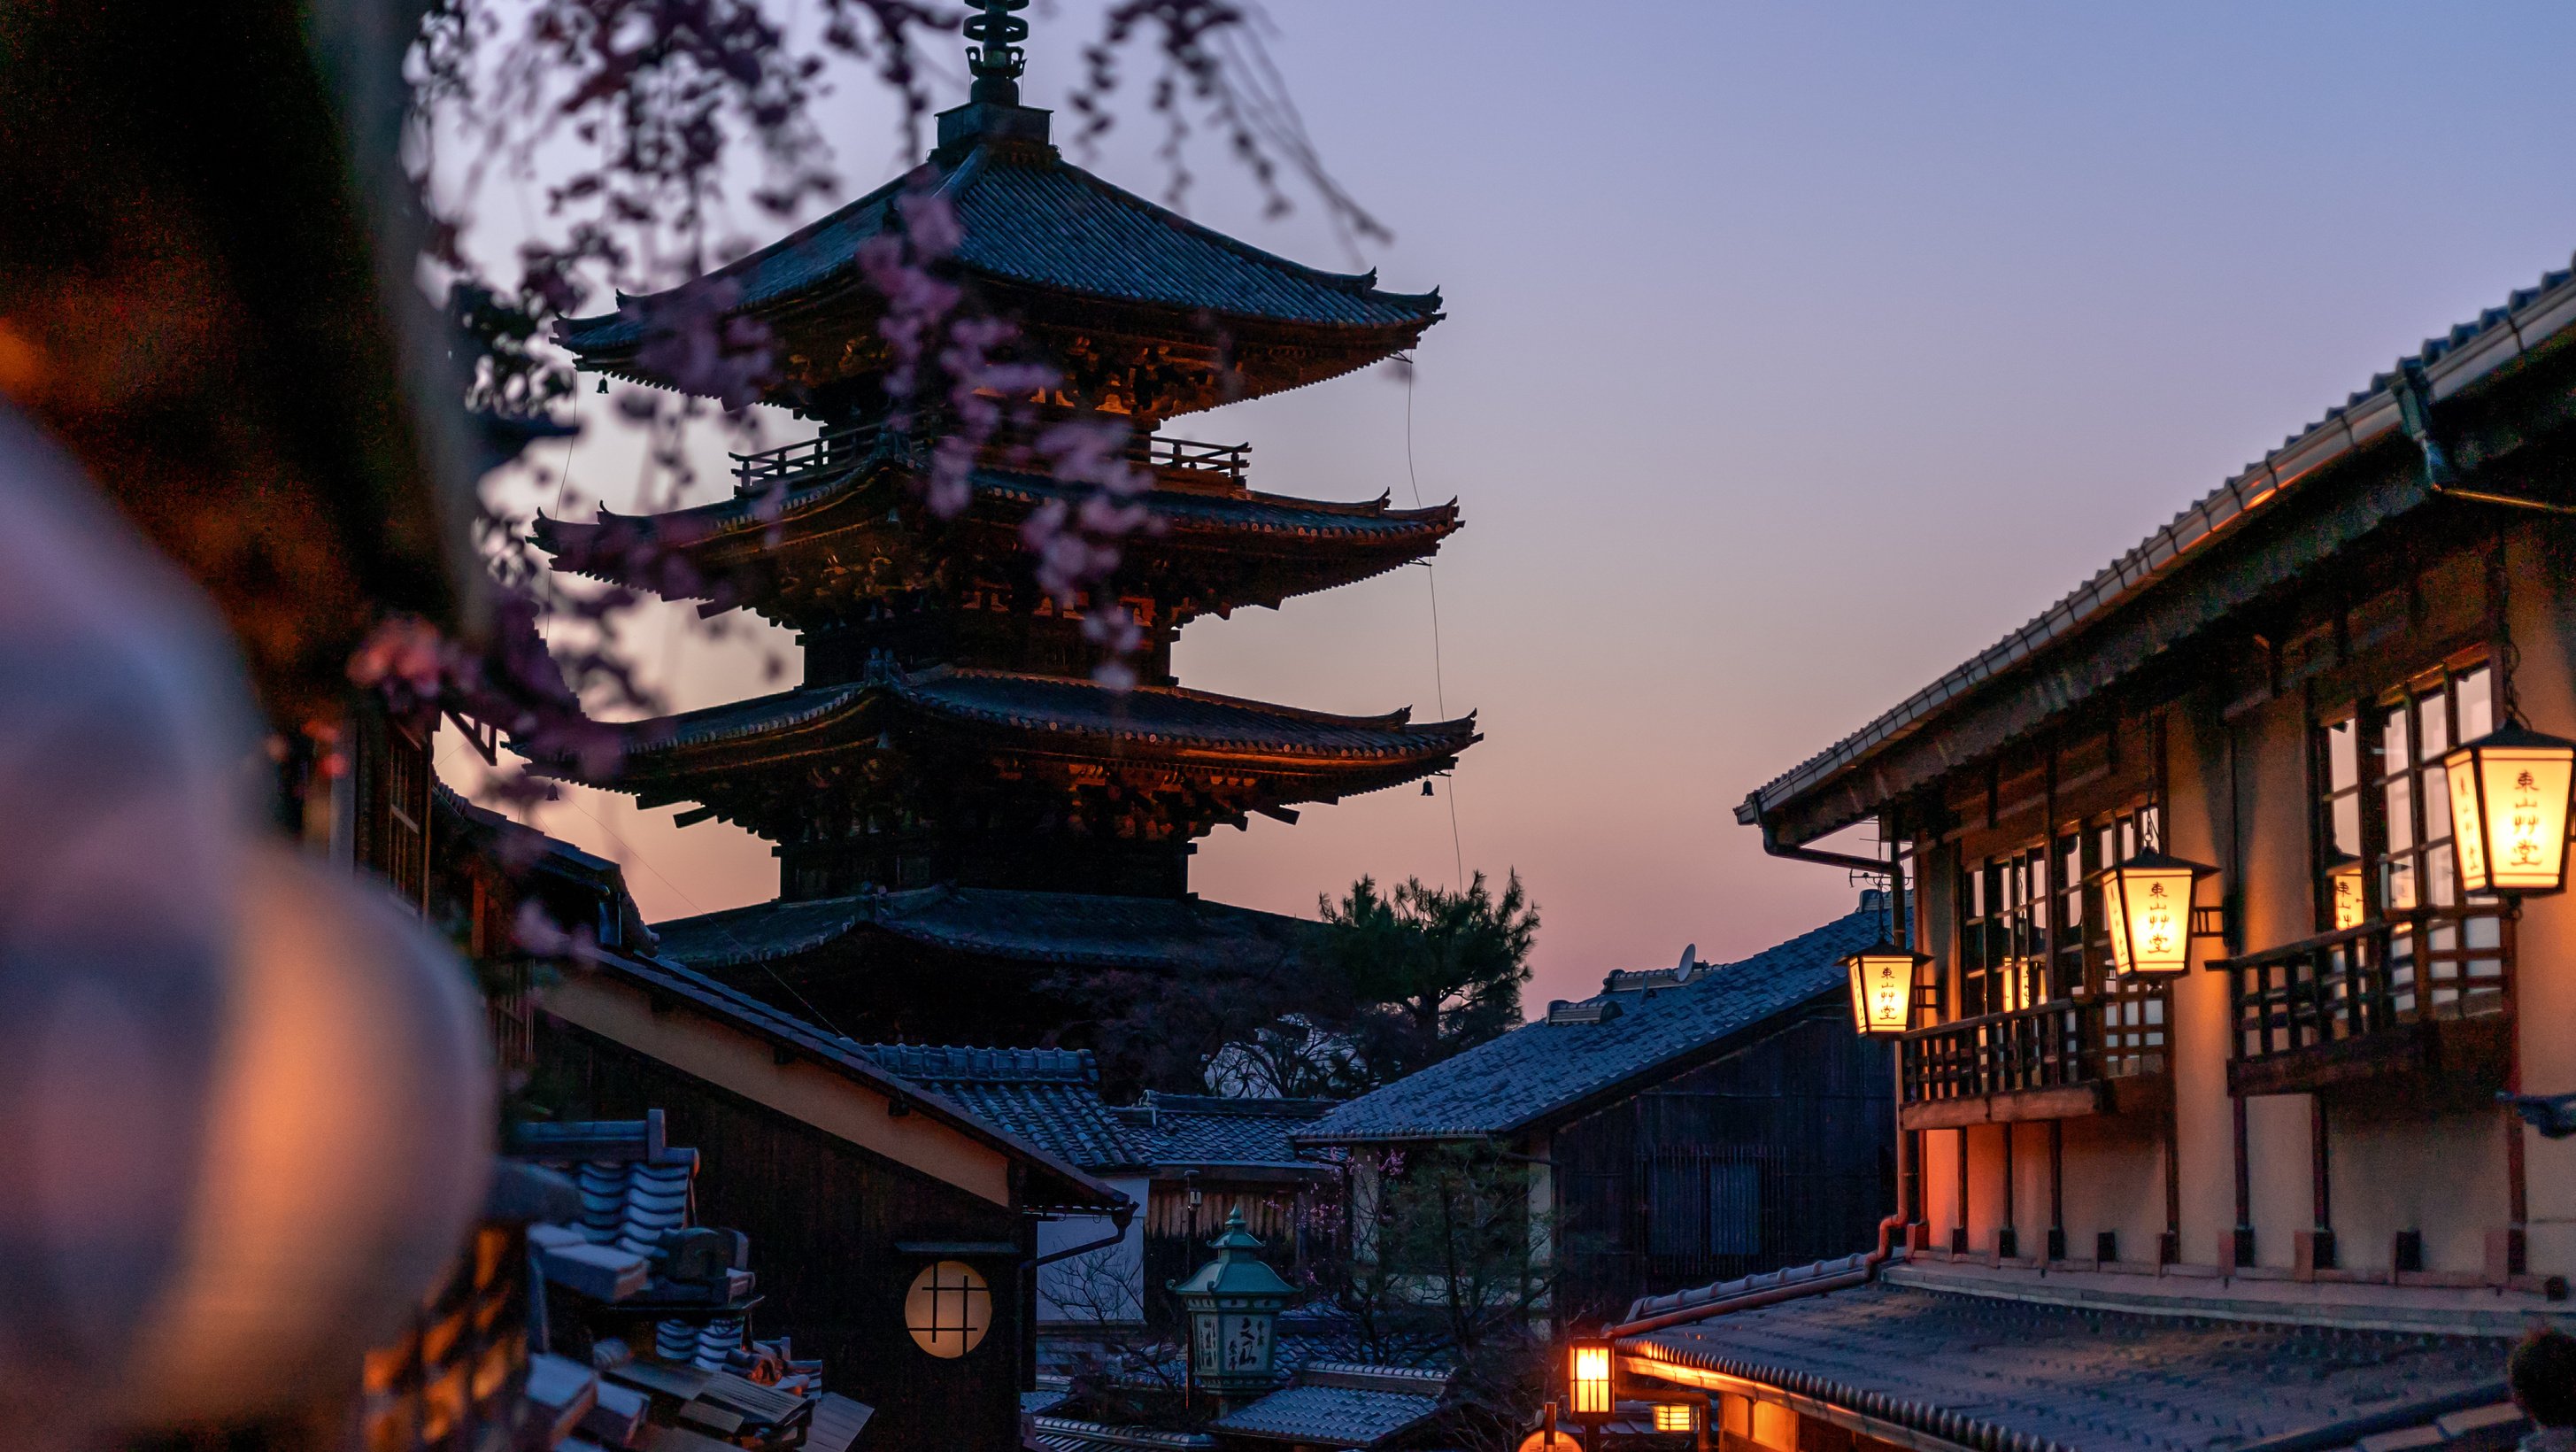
[1840,940,1932,1037]
[2445,722,2576,897]
[1170,1209,1294,1397]
[1654,1403,1698,1434]
[1568,1338,1615,1418]
[2094,849,2219,977]
[2325,851,2367,931]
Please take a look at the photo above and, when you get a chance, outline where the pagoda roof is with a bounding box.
[598,668,1475,772]
[535,667,1477,838]
[534,456,1459,621]
[652,885,1323,976]
[557,122,1439,407]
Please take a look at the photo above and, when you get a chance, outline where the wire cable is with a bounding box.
[1404,361,1467,888]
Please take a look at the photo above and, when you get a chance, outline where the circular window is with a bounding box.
[905,1260,991,1358]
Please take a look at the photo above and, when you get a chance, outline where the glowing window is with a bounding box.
[905,1260,991,1358]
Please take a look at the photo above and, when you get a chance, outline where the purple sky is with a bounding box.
[472,2,2576,1018]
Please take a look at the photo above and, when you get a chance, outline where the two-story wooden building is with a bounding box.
[1608,256,2576,1452]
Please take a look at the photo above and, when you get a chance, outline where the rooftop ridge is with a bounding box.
[855,1041,1099,1085]
[1741,253,2576,830]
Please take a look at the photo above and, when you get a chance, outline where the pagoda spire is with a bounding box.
[963,0,1030,105]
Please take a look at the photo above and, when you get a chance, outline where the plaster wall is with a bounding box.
[1038,1174,1151,1324]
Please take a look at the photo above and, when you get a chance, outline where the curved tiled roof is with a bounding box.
[538,464,1459,560]
[1121,1093,1337,1170]
[1742,255,2576,833]
[594,668,1476,766]
[1625,1279,2514,1452]
[653,885,1324,975]
[559,137,1438,356]
[852,1043,1144,1173]
[1300,902,1884,1144]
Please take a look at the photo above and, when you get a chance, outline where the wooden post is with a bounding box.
[2048,1120,2066,1263]
[1997,1123,2017,1261]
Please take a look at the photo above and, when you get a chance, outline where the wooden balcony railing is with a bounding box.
[1898,997,2167,1129]
[2217,909,2510,1098]
[730,422,883,492]
[729,425,1248,493]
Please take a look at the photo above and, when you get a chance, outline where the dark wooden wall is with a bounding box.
[537,1019,1034,1452]
[1550,1002,1894,1323]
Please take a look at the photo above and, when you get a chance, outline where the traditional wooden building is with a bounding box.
[1605,257,2576,1452]
[1302,897,1896,1325]
[534,12,1473,1046]
[530,944,1131,1452]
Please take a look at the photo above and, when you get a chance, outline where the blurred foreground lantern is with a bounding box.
[2094,849,2219,977]
[1172,1208,1294,1396]
[1840,940,1932,1037]
[2446,723,2576,897]
[1568,1337,1615,1418]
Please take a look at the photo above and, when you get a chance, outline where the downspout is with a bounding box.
[1031,1201,1138,1268]
[1753,807,1912,1278]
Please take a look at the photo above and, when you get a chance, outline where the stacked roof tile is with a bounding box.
[1213,1363,1451,1448]
[1302,900,1886,1144]
[1625,1280,2518,1452]
[653,885,1324,975]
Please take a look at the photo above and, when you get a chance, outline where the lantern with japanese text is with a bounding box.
[1171,1209,1293,1397]
[1840,940,1932,1036]
[2445,723,2576,898]
[2094,849,2218,977]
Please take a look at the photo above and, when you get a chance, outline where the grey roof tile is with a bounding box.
[1302,903,1885,1143]
[1628,1281,2515,1452]
[1120,1093,1337,1170]
[559,143,1438,357]
[850,1044,1145,1172]
[652,885,1324,975]
[1215,1364,1449,1447]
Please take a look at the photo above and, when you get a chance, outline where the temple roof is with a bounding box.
[534,455,1460,622]
[557,117,1439,408]
[575,668,1474,783]
[652,885,1324,976]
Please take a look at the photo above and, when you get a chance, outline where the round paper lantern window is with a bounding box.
[906,1259,992,1358]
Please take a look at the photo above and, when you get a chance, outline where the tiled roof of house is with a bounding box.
[1119,1093,1336,1170]
[1625,1280,2515,1452]
[562,950,1129,1212]
[851,1044,1145,1173]
[652,885,1324,975]
[558,140,1439,359]
[1741,256,2576,834]
[1214,1363,1450,1448]
[1301,900,1886,1144]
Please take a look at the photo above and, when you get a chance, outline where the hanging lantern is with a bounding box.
[2094,849,2219,977]
[2445,722,2576,897]
[1654,1403,1699,1434]
[2325,851,2366,931]
[1568,1337,1615,1418]
[1839,940,1932,1037]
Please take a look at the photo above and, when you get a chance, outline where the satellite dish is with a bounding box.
[1672,944,1699,983]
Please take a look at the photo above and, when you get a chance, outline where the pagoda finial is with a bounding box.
[963,0,1030,105]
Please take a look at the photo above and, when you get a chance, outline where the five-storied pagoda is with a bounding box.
[537,2,1477,1048]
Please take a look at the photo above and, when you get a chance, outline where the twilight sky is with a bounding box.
[465,1,2576,1019]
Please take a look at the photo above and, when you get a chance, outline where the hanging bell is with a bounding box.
[1422,781,1436,797]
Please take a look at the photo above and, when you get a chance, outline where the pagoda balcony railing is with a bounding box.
[731,422,883,492]
[1134,434,1248,483]
[2217,909,2510,1099]
[1897,997,2168,1130]
[731,424,1248,493]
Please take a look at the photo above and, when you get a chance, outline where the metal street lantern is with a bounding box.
[2446,722,2576,897]
[1567,1337,1615,1419]
[2093,849,2219,978]
[1840,940,1932,1037]
[1170,1208,1294,1397]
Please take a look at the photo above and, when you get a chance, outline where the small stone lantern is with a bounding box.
[1170,1208,1295,1401]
